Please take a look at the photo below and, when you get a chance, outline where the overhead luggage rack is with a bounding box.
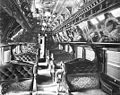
[53,0,120,34]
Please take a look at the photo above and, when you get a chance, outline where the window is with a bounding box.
[4,47,11,63]
[68,45,73,54]
[77,46,83,58]
[76,46,95,61]
[0,47,3,65]
[85,47,95,61]
[0,46,11,65]
[106,50,120,81]
[65,45,69,52]
[111,7,120,17]
[59,44,63,50]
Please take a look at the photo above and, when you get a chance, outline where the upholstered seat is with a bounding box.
[0,61,33,94]
[64,58,99,93]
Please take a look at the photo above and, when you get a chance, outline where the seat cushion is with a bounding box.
[66,73,99,92]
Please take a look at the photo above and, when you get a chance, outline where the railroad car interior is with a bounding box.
[0,0,120,95]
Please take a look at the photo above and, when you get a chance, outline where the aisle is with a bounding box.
[37,68,58,95]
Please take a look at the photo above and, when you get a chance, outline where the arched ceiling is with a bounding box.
[31,0,85,29]
[0,0,86,43]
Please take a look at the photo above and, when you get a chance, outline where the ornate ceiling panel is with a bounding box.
[30,0,85,29]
